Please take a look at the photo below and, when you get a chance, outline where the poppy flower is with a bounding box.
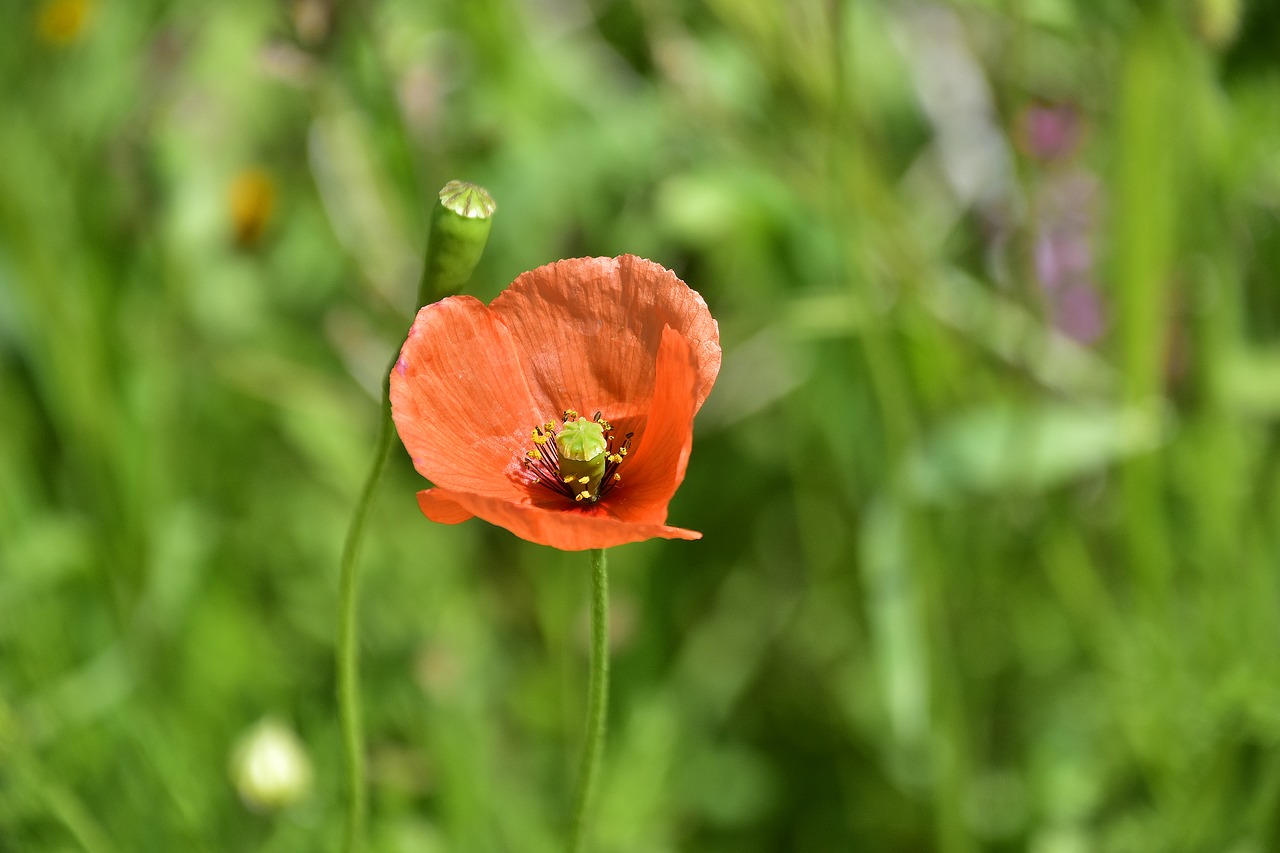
[389,255,720,551]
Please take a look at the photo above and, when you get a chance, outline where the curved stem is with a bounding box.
[334,178,492,852]
[337,399,397,853]
[568,548,610,853]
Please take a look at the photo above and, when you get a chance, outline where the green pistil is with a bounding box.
[556,418,607,500]
[557,417,607,461]
[524,414,631,504]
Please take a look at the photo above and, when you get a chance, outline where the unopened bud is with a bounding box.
[417,180,496,304]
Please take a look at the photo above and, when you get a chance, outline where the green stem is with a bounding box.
[335,180,493,852]
[568,548,610,853]
[337,396,397,853]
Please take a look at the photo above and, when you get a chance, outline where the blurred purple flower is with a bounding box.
[1022,112,1106,345]
[1035,229,1093,286]
[1053,283,1106,344]
[1018,103,1083,164]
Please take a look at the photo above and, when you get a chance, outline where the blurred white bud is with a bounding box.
[230,718,313,811]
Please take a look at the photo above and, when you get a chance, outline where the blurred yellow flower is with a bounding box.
[36,0,93,46]
[228,168,276,248]
[1196,0,1242,50]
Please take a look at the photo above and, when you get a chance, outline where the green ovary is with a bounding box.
[556,418,608,499]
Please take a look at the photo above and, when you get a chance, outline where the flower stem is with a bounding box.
[336,397,396,853]
[568,547,609,853]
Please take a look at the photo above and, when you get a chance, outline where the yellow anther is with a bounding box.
[575,491,588,501]
[608,454,622,464]
[613,473,621,481]
[577,476,589,485]
[563,409,578,422]
[619,447,628,457]
[563,476,575,484]
[526,449,542,460]
[532,434,548,445]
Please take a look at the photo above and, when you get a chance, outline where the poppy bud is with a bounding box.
[230,718,313,812]
[417,180,496,304]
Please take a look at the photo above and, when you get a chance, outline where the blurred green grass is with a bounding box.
[4,0,1280,850]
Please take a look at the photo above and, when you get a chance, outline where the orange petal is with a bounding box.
[416,489,475,524]
[490,256,721,423]
[420,487,701,551]
[390,297,540,498]
[604,326,698,525]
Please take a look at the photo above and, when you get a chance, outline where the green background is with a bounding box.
[4,0,1280,850]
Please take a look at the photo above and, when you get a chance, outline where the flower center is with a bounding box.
[522,410,632,503]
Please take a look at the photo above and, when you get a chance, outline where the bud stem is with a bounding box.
[338,181,495,853]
